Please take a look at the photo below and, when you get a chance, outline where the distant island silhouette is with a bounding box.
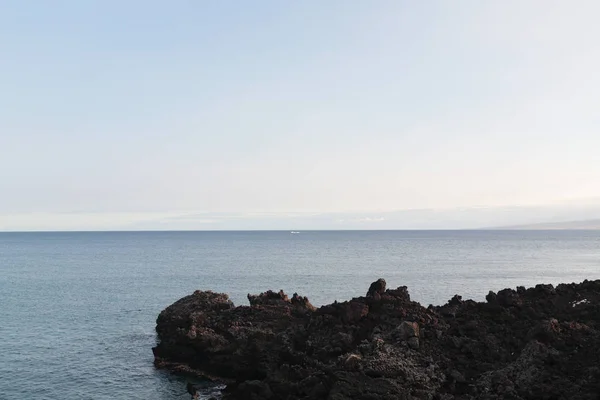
[493,219,600,230]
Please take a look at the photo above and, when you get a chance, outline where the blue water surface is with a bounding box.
[1,230,600,399]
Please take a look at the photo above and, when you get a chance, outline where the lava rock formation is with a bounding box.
[153,279,600,399]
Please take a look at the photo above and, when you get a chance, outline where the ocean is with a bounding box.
[1,230,600,399]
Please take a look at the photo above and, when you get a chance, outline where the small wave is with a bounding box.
[199,384,226,399]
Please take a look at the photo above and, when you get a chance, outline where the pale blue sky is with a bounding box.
[1,1,600,230]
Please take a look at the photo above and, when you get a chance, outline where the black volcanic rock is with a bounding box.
[153,279,600,399]
[366,278,386,298]
[247,289,316,311]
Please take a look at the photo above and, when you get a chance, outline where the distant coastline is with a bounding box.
[491,219,600,230]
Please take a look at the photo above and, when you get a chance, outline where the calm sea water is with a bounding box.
[2,230,600,399]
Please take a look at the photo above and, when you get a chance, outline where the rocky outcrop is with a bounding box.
[153,279,600,399]
[366,278,386,298]
[248,290,316,311]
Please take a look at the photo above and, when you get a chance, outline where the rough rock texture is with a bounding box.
[153,279,600,399]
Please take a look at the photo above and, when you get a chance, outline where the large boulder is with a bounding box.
[153,288,314,380]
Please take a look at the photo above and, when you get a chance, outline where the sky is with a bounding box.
[1,1,600,231]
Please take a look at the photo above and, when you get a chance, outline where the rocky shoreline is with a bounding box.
[153,279,600,399]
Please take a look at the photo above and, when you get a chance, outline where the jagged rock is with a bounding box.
[247,289,315,311]
[366,278,386,297]
[407,337,420,349]
[154,278,600,400]
[386,286,411,302]
[448,295,462,306]
[342,353,362,370]
[527,318,561,342]
[247,289,289,306]
[153,288,313,381]
[396,321,420,340]
[496,288,522,307]
[535,283,556,295]
[291,292,316,311]
[472,340,561,397]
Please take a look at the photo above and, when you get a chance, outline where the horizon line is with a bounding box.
[2,228,599,234]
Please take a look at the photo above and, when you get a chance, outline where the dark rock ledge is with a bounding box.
[153,279,600,399]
